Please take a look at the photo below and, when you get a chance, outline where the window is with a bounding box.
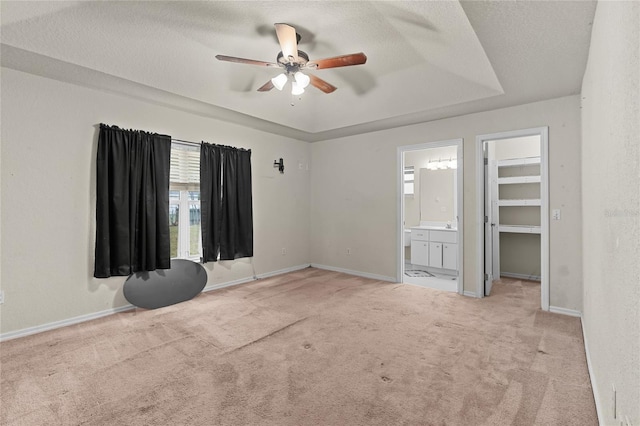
[169,143,201,260]
[404,166,415,196]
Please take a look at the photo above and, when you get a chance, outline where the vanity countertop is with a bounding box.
[410,225,457,231]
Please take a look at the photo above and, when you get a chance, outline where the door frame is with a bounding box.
[397,138,464,295]
[475,127,549,310]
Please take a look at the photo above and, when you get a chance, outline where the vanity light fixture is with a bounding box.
[426,158,457,170]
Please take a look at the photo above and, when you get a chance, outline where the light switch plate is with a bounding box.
[552,209,561,220]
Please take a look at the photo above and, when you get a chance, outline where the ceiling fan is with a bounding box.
[216,23,367,95]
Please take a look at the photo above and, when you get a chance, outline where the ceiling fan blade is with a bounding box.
[309,74,337,94]
[257,80,274,92]
[215,55,279,68]
[274,23,298,62]
[307,52,367,69]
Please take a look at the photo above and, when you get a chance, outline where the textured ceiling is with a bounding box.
[0,1,596,142]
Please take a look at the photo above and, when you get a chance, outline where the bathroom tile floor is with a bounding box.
[403,263,458,293]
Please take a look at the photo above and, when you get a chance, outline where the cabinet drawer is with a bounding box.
[429,230,457,243]
[411,229,429,241]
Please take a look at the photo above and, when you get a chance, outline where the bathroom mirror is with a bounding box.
[419,168,456,223]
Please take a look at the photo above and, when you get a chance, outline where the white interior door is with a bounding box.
[484,145,493,295]
[488,143,500,281]
[484,142,499,295]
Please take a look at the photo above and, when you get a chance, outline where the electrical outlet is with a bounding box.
[346,248,351,255]
[0,290,4,304]
[281,248,286,255]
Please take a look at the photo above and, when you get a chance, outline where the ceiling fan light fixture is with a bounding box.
[291,80,305,96]
[294,71,310,89]
[216,23,367,97]
[271,73,288,91]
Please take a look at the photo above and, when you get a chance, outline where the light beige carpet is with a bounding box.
[1,268,597,425]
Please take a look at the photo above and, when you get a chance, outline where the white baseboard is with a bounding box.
[201,264,311,293]
[256,264,311,280]
[581,315,603,425]
[0,304,135,342]
[202,276,255,293]
[500,272,541,282]
[0,263,312,342]
[310,263,396,283]
[549,305,582,317]
[464,290,479,298]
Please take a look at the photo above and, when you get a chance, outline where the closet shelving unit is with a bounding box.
[496,156,541,234]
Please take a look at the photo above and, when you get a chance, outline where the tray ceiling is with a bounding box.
[0,1,596,142]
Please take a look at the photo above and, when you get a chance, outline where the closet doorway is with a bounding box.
[397,139,463,294]
[475,128,549,310]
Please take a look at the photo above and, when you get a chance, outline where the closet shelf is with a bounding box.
[497,156,540,167]
[498,199,541,206]
[498,176,541,185]
[498,225,541,234]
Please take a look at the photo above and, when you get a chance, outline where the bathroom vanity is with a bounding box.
[410,226,458,272]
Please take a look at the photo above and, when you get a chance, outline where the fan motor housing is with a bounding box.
[277,50,310,73]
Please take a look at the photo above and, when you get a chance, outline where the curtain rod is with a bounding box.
[171,138,251,152]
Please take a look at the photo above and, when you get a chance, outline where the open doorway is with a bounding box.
[476,128,549,310]
[397,139,463,294]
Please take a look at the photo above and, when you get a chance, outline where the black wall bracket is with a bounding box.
[274,158,284,174]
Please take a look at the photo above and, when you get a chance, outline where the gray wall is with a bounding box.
[581,1,640,423]
[310,95,583,311]
[0,68,311,334]
[0,73,586,335]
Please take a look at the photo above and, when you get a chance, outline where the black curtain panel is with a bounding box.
[200,143,253,262]
[200,143,222,262]
[94,124,171,278]
[224,147,253,259]
[235,148,254,258]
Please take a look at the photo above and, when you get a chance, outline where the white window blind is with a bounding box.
[169,142,202,260]
[170,144,200,190]
[404,166,415,195]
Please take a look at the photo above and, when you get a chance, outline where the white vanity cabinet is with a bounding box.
[442,243,457,270]
[428,242,442,267]
[410,229,429,266]
[429,230,457,269]
[410,228,457,271]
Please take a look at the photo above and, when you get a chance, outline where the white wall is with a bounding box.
[581,1,640,424]
[310,95,583,309]
[0,68,311,335]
